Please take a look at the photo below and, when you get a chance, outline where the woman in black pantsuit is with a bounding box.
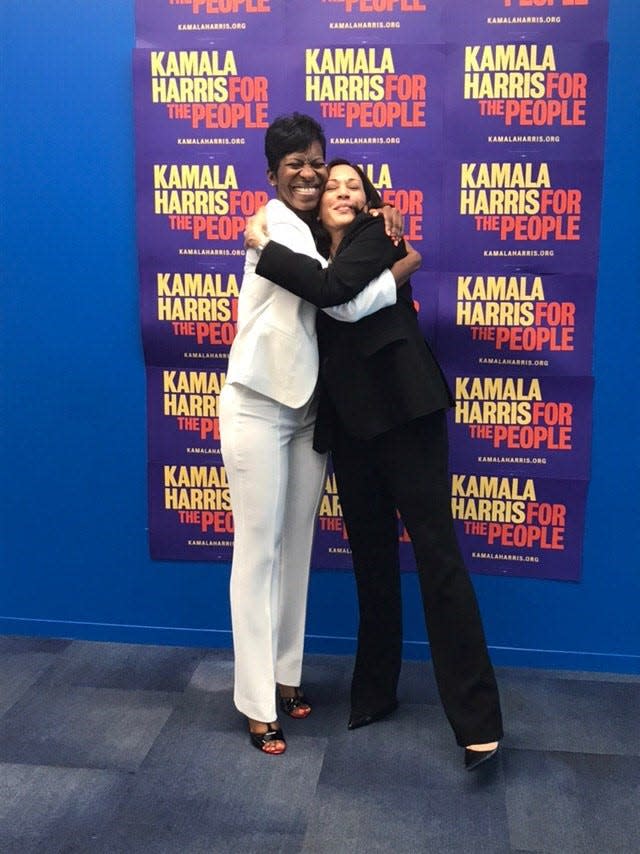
[331,411,502,753]
[249,160,503,769]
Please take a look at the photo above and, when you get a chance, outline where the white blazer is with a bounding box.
[225,199,396,408]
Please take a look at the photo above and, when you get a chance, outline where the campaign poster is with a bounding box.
[140,258,240,366]
[445,40,608,158]
[136,153,268,261]
[290,42,445,157]
[448,373,593,479]
[444,0,608,42]
[436,272,596,376]
[136,0,285,48]
[146,365,227,460]
[452,471,588,580]
[133,46,290,154]
[148,460,233,561]
[292,0,444,44]
[441,158,604,274]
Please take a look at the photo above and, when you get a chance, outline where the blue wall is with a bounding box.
[1,1,638,673]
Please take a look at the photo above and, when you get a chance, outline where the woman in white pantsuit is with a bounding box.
[219,114,415,754]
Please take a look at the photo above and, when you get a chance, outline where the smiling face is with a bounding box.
[319,163,367,237]
[268,141,328,215]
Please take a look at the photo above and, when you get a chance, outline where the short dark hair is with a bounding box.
[326,158,383,209]
[264,113,326,173]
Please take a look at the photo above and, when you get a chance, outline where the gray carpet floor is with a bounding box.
[0,635,638,853]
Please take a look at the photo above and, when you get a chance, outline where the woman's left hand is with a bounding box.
[370,205,404,245]
[244,206,269,249]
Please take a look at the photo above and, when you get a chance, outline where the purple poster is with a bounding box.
[436,272,596,376]
[444,0,608,42]
[293,0,444,45]
[448,373,593,478]
[140,258,240,366]
[136,153,269,259]
[136,0,285,48]
[442,158,603,274]
[148,459,233,561]
[133,48,281,150]
[452,471,588,581]
[133,45,296,155]
[146,364,228,461]
[289,42,445,154]
[445,40,608,158]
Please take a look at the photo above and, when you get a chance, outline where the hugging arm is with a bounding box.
[256,216,398,307]
[323,239,421,322]
[322,268,396,321]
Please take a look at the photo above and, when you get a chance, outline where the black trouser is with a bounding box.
[331,410,503,746]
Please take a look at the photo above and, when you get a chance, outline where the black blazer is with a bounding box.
[256,214,453,451]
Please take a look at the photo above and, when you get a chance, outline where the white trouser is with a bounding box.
[219,382,327,722]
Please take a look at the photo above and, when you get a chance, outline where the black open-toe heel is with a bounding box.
[278,686,311,719]
[249,722,286,755]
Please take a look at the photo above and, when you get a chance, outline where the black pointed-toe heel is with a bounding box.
[348,700,398,730]
[278,687,311,719]
[249,723,286,755]
[464,743,499,771]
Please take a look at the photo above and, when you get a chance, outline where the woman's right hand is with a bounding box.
[244,206,269,250]
[390,239,422,288]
